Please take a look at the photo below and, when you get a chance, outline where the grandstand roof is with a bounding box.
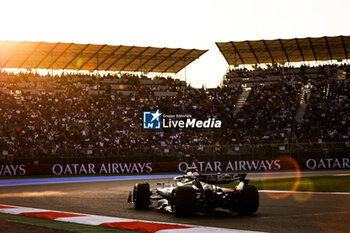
[216,35,350,65]
[0,40,207,73]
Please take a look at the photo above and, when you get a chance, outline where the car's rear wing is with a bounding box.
[197,173,247,184]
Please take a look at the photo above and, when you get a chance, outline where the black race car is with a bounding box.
[128,168,259,217]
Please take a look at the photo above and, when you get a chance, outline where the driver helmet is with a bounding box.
[186,167,200,179]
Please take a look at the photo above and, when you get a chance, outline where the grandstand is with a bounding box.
[0,37,349,165]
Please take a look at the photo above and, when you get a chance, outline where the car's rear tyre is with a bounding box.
[133,183,150,210]
[237,184,259,215]
[171,185,196,217]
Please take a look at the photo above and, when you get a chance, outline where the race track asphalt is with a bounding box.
[0,174,349,233]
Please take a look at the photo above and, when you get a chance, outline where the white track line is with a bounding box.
[55,215,137,225]
[0,206,52,215]
[259,190,350,195]
[157,228,261,233]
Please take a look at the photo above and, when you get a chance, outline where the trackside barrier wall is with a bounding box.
[0,157,349,176]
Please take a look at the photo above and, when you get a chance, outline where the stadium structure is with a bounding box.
[0,40,207,74]
[0,36,349,175]
[216,36,350,65]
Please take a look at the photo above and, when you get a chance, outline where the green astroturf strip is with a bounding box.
[0,213,137,233]
[222,176,350,192]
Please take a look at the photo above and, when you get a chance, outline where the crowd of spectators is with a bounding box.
[0,71,241,158]
[227,82,301,144]
[0,63,349,158]
[224,64,350,145]
[297,79,350,143]
[224,64,349,84]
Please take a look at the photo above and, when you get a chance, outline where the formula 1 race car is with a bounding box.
[127,168,259,217]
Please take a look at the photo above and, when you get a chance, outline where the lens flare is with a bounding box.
[0,191,95,198]
[0,191,66,198]
[293,178,314,202]
[76,58,83,68]
[262,156,301,199]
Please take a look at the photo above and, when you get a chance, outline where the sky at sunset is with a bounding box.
[1,0,350,87]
